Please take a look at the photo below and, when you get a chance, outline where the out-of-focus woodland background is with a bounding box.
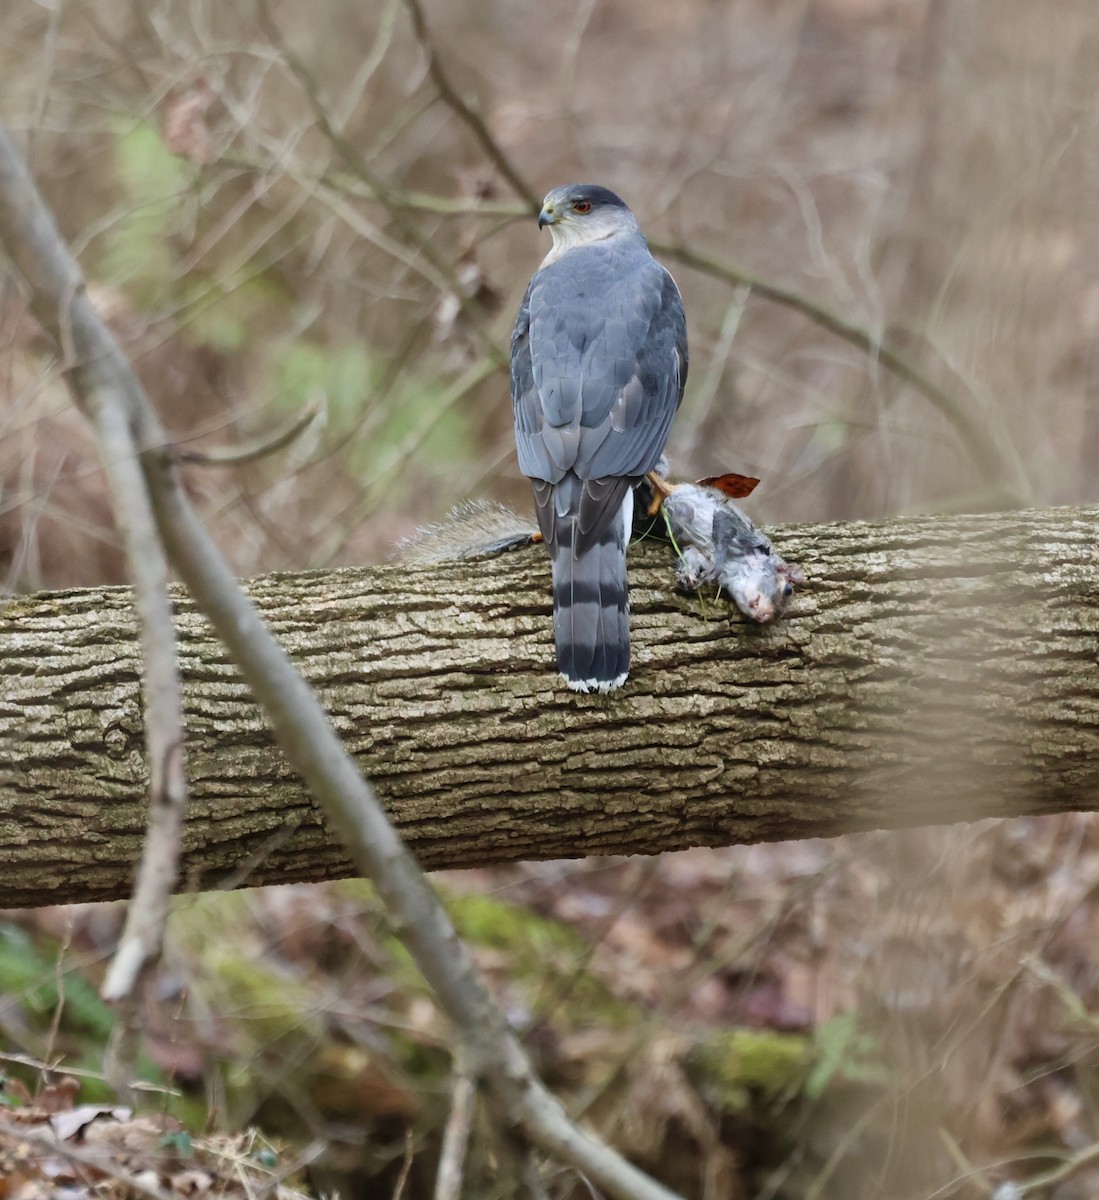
[2,0,1099,1196]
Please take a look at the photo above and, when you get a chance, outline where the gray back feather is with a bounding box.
[511,234,687,513]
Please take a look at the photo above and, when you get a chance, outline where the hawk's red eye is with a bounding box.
[573,200,592,214]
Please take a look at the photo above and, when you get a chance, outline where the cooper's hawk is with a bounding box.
[510,183,688,692]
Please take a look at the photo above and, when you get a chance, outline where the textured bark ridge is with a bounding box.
[2,504,1098,908]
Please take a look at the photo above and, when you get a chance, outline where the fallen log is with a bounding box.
[2,503,1097,907]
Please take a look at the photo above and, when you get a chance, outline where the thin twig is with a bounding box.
[0,121,682,1200]
[92,395,190,1103]
[27,0,66,167]
[208,819,303,892]
[523,859,660,1036]
[312,355,501,566]
[401,0,541,212]
[652,239,1023,492]
[214,151,528,217]
[392,1129,416,1200]
[254,0,508,367]
[1004,1141,1099,1198]
[676,287,750,459]
[435,1070,477,1200]
[335,0,402,127]
[173,400,321,467]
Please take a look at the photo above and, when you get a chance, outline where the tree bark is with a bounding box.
[2,503,1098,908]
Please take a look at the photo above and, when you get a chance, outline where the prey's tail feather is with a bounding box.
[546,484,634,693]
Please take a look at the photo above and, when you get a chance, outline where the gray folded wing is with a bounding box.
[511,235,687,552]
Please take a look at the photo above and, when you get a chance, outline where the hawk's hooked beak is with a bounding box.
[538,204,557,230]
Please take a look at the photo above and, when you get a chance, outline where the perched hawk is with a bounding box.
[510,184,688,692]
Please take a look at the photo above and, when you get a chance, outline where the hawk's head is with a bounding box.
[538,184,641,257]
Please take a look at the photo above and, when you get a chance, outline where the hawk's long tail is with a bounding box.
[547,484,633,694]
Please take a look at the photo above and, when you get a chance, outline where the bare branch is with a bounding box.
[91,397,189,1096]
[257,1,1004,498]
[392,1130,416,1200]
[435,1070,476,1200]
[27,0,66,167]
[401,0,541,212]
[253,0,508,366]
[217,150,527,216]
[173,400,321,468]
[1010,1139,1099,1197]
[652,239,1028,495]
[0,122,190,1097]
[0,121,683,1200]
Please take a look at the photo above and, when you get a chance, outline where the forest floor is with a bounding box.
[4,812,1099,1198]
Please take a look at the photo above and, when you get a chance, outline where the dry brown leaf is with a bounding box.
[35,1077,80,1115]
[162,81,214,164]
[82,1113,176,1158]
[696,472,761,499]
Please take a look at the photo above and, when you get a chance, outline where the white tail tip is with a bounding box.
[563,671,629,694]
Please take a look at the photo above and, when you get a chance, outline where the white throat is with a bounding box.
[542,218,633,266]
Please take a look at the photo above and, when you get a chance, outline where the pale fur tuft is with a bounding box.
[395,499,537,563]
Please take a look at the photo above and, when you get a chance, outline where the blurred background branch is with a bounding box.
[400,0,542,212]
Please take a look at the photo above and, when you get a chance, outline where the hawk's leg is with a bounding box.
[645,470,675,517]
